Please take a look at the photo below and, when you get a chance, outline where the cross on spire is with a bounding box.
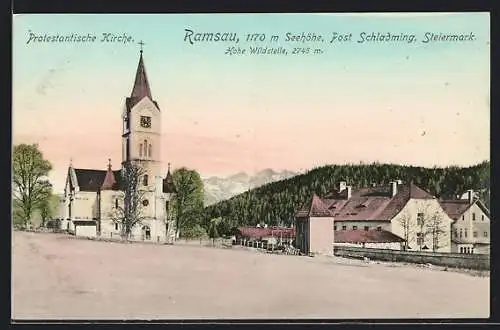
[138,40,145,54]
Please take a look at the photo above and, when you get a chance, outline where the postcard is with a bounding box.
[12,12,490,320]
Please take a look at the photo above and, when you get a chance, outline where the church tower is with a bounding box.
[122,48,162,196]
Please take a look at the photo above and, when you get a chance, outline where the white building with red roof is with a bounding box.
[302,181,456,253]
[440,190,490,254]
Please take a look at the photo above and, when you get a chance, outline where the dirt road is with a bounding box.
[12,231,489,320]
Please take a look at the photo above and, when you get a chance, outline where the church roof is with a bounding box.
[74,168,122,192]
[125,51,160,112]
[101,160,119,190]
[131,51,152,100]
[162,164,177,194]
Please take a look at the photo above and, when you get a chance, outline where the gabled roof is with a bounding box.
[320,182,435,222]
[439,199,490,220]
[335,229,405,244]
[73,168,122,192]
[296,194,334,218]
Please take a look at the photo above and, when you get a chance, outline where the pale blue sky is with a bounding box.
[12,13,490,192]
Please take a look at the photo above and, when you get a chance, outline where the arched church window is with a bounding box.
[148,144,152,158]
[115,199,119,208]
[143,174,149,186]
[144,140,148,158]
[139,144,143,157]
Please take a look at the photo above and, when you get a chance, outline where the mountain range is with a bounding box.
[203,169,298,205]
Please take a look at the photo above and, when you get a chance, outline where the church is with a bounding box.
[60,47,177,242]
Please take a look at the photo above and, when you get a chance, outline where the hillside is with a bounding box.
[204,161,490,230]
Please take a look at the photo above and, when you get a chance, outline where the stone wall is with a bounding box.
[333,246,489,270]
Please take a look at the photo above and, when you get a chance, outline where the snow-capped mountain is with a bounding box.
[203,169,298,206]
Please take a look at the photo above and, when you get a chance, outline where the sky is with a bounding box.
[12,13,490,193]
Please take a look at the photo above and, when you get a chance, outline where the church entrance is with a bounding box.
[142,225,151,240]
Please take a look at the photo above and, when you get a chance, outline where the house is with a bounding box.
[60,49,177,241]
[295,195,335,256]
[440,190,490,254]
[321,181,455,252]
[334,228,405,250]
[236,226,295,248]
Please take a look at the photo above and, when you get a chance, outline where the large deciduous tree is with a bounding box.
[110,161,147,240]
[397,209,416,251]
[172,167,204,239]
[12,144,53,228]
[426,211,448,252]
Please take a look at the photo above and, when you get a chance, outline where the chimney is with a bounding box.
[390,181,397,197]
[339,181,347,192]
[346,186,352,199]
[467,190,474,204]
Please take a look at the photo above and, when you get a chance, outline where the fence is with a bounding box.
[333,246,490,270]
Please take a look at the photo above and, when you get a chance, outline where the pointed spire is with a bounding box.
[163,162,176,194]
[130,46,152,100]
[69,157,73,167]
[101,158,117,190]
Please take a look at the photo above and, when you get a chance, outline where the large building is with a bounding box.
[60,49,177,241]
[298,181,490,254]
[440,191,491,254]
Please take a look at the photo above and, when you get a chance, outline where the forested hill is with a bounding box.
[204,161,490,229]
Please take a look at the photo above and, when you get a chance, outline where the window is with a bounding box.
[376,226,382,231]
[484,231,488,238]
[472,213,476,221]
[139,143,143,157]
[454,229,458,238]
[460,229,463,238]
[144,140,148,158]
[416,232,424,246]
[473,231,478,238]
[417,213,424,226]
[462,215,465,221]
[143,174,148,186]
[342,225,346,230]
[364,226,369,231]
[481,215,485,221]
[334,225,337,231]
[464,229,468,238]
[148,144,152,158]
[115,223,118,230]
[115,199,118,208]
[460,247,464,254]
[352,226,358,230]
